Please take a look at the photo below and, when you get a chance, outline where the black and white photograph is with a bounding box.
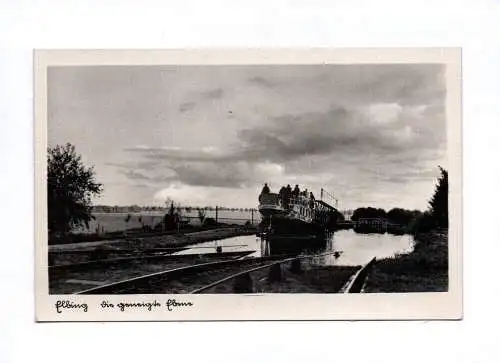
[35,49,462,321]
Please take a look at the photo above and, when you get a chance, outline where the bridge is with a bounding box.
[352,218,405,234]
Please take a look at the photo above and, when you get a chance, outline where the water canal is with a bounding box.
[174,229,415,266]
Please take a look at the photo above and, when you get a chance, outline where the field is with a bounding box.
[74,210,261,234]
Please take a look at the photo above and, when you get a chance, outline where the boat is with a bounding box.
[258,184,339,240]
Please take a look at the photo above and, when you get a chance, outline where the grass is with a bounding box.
[363,230,448,293]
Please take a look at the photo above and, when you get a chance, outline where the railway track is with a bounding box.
[49,250,256,294]
[48,247,189,266]
[191,252,360,294]
[74,251,361,295]
[76,254,294,294]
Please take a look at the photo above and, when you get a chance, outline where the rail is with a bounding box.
[74,253,298,295]
[342,257,376,293]
[191,251,346,294]
[190,257,297,293]
[50,250,255,276]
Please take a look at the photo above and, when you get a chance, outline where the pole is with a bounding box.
[251,209,254,225]
[215,205,218,227]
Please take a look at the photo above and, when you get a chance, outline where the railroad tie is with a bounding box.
[290,259,302,274]
[233,272,254,293]
[268,263,282,282]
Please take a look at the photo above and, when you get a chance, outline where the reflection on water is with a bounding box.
[175,229,415,266]
[173,235,262,256]
[316,230,415,266]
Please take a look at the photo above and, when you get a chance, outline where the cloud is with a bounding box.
[122,170,151,180]
[122,97,445,196]
[124,145,231,162]
[167,162,252,188]
[132,184,149,188]
[179,101,196,112]
[249,76,275,88]
[49,64,447,209]
[202,88,225,99]
[364,103,403,125]
[255,161,285,177]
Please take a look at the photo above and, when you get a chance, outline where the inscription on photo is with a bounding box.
[54,299,194,314]
[55,300,88,313]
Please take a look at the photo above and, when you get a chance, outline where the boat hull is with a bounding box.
[261,233,329,255]
[259,213,326,237]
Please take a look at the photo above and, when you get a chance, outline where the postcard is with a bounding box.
[34,48,462,321]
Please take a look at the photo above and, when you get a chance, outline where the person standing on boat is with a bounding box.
[261,183,270,194]
[309,192,315,209]
[259,183,270,203]
[293,184,300,197]
[284,184,292,209]
[278,186,286,206]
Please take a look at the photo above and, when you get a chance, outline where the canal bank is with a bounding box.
[363,230,448,292]
[49,227,258,253]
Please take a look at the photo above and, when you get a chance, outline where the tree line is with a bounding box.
[351,207,422,226]
[92,205,258,213]
[349,166,448,233]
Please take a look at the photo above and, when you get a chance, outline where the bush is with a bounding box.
[407,212,436,235]
[203,217,217,227]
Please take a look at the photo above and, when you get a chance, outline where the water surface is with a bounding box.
[175,229,415,266]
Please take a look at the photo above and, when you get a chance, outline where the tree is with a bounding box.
[351,207,386,221]
[47,143,103,235]
[198,209,206,225]
[429,166,448,228]
[387,208,416,226]
[162,201,181,231]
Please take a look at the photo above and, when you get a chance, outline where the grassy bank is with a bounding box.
[49,221,256,245]
[49,226,258,253]
[363,230,448,293]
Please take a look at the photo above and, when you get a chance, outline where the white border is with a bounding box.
[34,48,462,321]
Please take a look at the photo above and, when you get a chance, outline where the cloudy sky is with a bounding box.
[48,64,446,211]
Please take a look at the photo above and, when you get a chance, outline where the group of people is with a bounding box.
[260,183,315,209]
